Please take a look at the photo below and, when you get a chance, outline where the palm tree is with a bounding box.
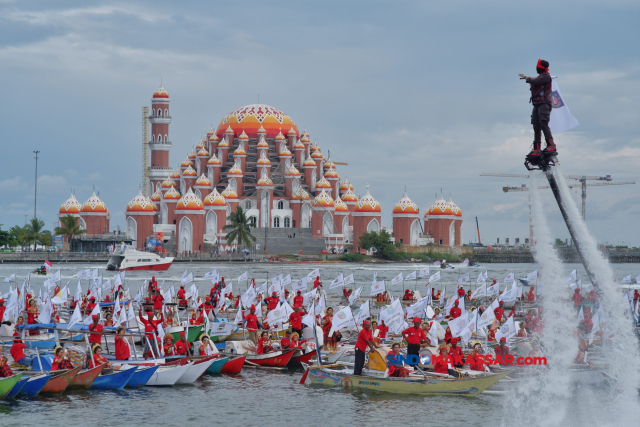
[223,207,256,252]
[55,215,86,250]
[25,217,52,250]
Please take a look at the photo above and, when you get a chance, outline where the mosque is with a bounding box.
[57,86,464,254]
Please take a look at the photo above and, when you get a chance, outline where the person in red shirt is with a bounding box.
[402,317,426,365]
[114,326,131,360]
[634,290,640,303]
[517,321,528,338]
[386,342,410,377]
[433,345,454,375]
[494,301,506,323]
[148,276,158,296]
[152,288,164,311]
[289,306,305,337]
[449,337,464,367]
[487,326,497,342]
[449,300,462,319]
[313,276,322,289]
[104,312,114,327]
[293,290,304,308]
[86,297,97,315]
[587,289,598,302]
[257,331,273,354]
[466,289,473,301]
[322,307,338,351]
[457,287,465,298]
[139,310,164,359]
[177,285,186,300]
[354,321,377,375]
[291,332,306,349]
[494,337,510,358]
[91,344,112,368]
[582,312,594,333]
[175,332,192,355]
[402,289,413,301]
[527,287,536,302]
[573,288,582,307]
[444,326,452,344]
[265,292,279,311]
[10,335,31,366]
[163,335,176,356]
[467,341,486,372]
[280,330,293,349]
[202,297,214,316]
[189,311,204,326]
[178,297,188,308]
[51,346,74,371]
[89,315,104,345]
[0,299,5,323]
[377,319,389,340]
[240,304,260,344]
[508,305,516,318]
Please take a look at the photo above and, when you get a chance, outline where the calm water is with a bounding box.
[1,261,639,426]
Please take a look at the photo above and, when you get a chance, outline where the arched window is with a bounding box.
[244,200,252,210]
[178,217,193,252]
[301,205,310,228]
[274,217,280,227]
[180,180,186,195]
[126,217,137,241]
[206,210,217,235]
[159,109,163,118]
[226,204,231,225]
[250,217,257,227]
[164,109,168,117]
[161,203,168,224]
[449,221,456,246]
[292,179,300,193]
[152,109,155,117]
[277,200,284,210]
[195,189,201,200]
[410,219,420,246]
[367,218,380,233]
[284,217,291,228]
[164,134,168,142]
[229,178,237,192]
[152,134,156,142]
[322,212,333,236]
[311,169,317,189]
[261,190,269,228]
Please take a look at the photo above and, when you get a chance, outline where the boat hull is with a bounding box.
[220,356,245,374]
[146,364,190,386]
[177,360,213,384]
[0,373,24,399]
[289,350,317,367]
[40,367,81,394]
[5,376,28,400]
[119,261,173,271]
[306,367,510,396]
[91,366,138,390]
[126,365,159,388]
[246,349,295,367]
[68,364,106,389]
[17,374,51,398]
[206,356,229,374]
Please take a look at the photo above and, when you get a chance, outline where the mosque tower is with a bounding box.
[148,85,172,195]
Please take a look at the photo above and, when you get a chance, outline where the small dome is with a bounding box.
[59,193,83,215]
[287,127,297,136]
[234,144,247,155]
[448,197,462,217]
[303,157,316,167]
[176,188,204,210]
[238,130,249,140]
[313,189,334,208]
[324,165,339,179]
[187,150,196,160]
[315,177,331,189]
[393,191,419,215]
[161,177,176,188]
[354,187,381,213]
[218,138,229,148]
[323,160,335,170]
[209,133,219,142]
[204,188,226,206]
[206,126,215,136]
[293,139,305,150]
[207,153,222,165]
[257,175,274,187]
[286,164,301,176]
[275,130,286,141]
[310,143,320,153]
[257,135,269,148]
[279,145,292,156]
[341,188,358,203]
[153,85,169,98]
[182,165,197,177]
[339,178,353,192]
[180,158,194,168]
[257,125,267,135]
[126,191,155,212]
[334,197,349,212]
[311,151,324,160]
[222,184,238,199]
[227,163,243,175]
[163,187,181,200]
[300,134,310,143]
[292,188,311,200]
[170,169,181,179]
[257,150,271,165]
[81,191,108,213]
[424,195,459,218]
[195,142,204,151]
[225,125,234,134]
[150,189,162,202]
[197,147,209,157]
[195,174,211,186]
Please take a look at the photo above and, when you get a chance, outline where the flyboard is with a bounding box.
[525,151,601,290]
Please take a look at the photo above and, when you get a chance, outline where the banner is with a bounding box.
[344,273,355,286]
[238,272,248,283]
[391,273,404,285]
[292,277,307,293]
[418,267,430,278]
[307,268,320,278]
[380,299,403,325]
[429,271,441,283]
[405,271,417,281]
[470,284,487,299]
[370,280,386,296]
[476,272,486,284]
[549,77,580,134]
[255,282,268,296]
[330,274,345,290]
[526,270,538,281]
[181,272,193,286]
[353,301,370,326]
[503,272,514,283]
[458,274,470,285]
[348,287,363,306]
[204,269,218,280]
[329,306,355,336]
[495,316,517,343]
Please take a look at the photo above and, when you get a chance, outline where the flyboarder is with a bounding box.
[520,59,556,163]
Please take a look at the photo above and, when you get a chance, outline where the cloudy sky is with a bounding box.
[1,0,638,246]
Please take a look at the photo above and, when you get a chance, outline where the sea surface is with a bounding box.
[1,261,639,426]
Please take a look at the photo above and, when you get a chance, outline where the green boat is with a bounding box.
[169,325,203,343]
[0,373,24,399]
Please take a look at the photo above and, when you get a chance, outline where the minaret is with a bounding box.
[149,85,172,194]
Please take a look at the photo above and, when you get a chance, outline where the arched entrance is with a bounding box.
[179,217,193,252]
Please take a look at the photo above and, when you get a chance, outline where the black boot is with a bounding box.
[527,141,542,158]
[543,138,557,153]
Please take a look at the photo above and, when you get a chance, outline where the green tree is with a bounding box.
[9,226,30,250]
[0,223,12,248]
[224,207,256,250]
[358,230,396,260]
[25,217,52,249]
[55,215,87,249]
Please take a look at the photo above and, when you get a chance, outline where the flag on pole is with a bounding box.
[292,278,307,292]
[353,301,370,325]
[204,269,218,280]
[370,280,386,296]
[348,287,363,305]
[526,270,538,281]
[566,270,577,284]
[405,271,417,281]
[379,299,404,325]
[329,306,355,336]
[330,274,345,290]
[68,304,83,329]
[51,286,68,304]
[622,275,632,284]
[476,272,486,284]
[83,303,101,325]
[495,316,517,342]
[344,273,355,286]
[181,272,193,286]
[458,274,470,285]
[307,268,320,278]
[503,272,514,283]
[3,274,15,283]
[477,308,496,329]
[391,273,404,286]
[238,272,248,282]
[429,271,441,283]
[418,267,430,278]
[281,274,291,286]
[549,77,580,134]
[209,322,236,336]
[255,282,267,296]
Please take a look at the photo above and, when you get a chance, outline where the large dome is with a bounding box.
[216,104,299,139]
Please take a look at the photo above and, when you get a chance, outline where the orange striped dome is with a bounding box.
[234,144,246,155]
[195,174,211,186]
[447,197,462,217]
[209,133,219,142]
[218,138,229,148]
[287,127,297,136]
[339,178,353,192]
[257,150,271,165]
[424,195,459,217]
[313,190,334,208]
[222,184,238,199]
[126,191,155,212]
[323,160,335,170]
[257,125,267,135]
[279,145,292,156]
[257,175,274,187]
[303,157,316,167]
[180,158,194,168]
[341,189,358,203]
[187,150,196,160]
[227,164,243,176]
[81,192,108,213]
[310,143,320,153]
[163,187,181,200]
[176,188,204,210]
[204,188,226,206]
[197,147,209,157]
[292,188,311,200]
[161,177,177,189]
[275,130,286,141]
[170,169,181,179]
[334,197,349,212]
[311,151,324,160]
[293,139,305,150]
[59,193,82,215]
[152,85,169,98]
[216,105,299,139]
[239,130,249,141]
[206,126,215,137]
[150,189,162,202]
[207,154,222,165]
[354,188,381,213]
[315,177,331,190]
[286,165,301,176]
[182,165,197,177]
[257,135,269,148]
[392,191,419,214]
[324,165,339,179]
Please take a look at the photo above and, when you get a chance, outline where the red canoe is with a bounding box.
[40,367,81,394]
[220,356,245,374]
[245,349,294,367]
[288,349,317,367]
[69,363,106,389]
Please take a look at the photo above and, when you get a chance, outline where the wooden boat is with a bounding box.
[0,373,24,399]
[206,356,229,374]
[176,358,215,384]
[126,365,160,388]
[246,349,295,367]
[5,376,29,400]
[39,367,81,394]
[146,363,190,386]
[16,373,50,398]
[288,349,318,368]
[304,364,510,396]
[91,366,138,390]
[68,363,106,390]
[219,356,245,374]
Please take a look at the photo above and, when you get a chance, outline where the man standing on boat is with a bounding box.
[313,276,322,290]
[354,320,379,375]
[139,310,164,359]
[240,304,261,344]
[88,314,104,346]
[402,317,427,366]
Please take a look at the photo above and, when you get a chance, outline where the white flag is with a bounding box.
[429,271,441,283]
[370,280,386,296]
[330,306,355,335]
[292,278,307,292]
[576,306,584,328]
[486,282,499,297]
[238,272,248,282]
[204,269,218,279]
[353,301,370,325]
[458,274,470,285]
[77,269,91,279]
[428,320,438,345]
[307,268,320,278]
[38,298,53,324]
[255,282,268,296]
[418,267,430,278]
[622,275,632,284]
[268,281,282,297]
[471,284,487,299]
[91,269,99,278]
[51,286,68,304]
[499,286,519,303]
[241,286,257,307]
[67,304,83,329]
[302,289,318,307]
[330,274,345,290]
[114,273,122,289]
[406,296,429,318]
[448,315,470,338]
[266,305,289,325]
[315,295,326,315]
[526,270,538,281]
[391,273,404,285]
[380,299,404,325]
[405,271,417,281]
[281,274,291,286]
[83,303,101,325]
[589,312,601,345]
[476,272,486,284]
[503,272,514,283]
[3,274,15,283]
[209,322,235,336]
[181,272,193,286]
[636,275,640,285]
[344,273,355,285]
[566,270,577,284]
[348,287,363,306]
[477,307,496,329]
[495,316,517,343]
[549,77,580,134]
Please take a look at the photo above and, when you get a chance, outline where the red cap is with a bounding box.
[500,337,506,343]
[146,311,153,316]
[317,276,319,279]
[451,337,459,343]
[536,59,549,72]
[92,315,98,320]
[250,304,256,310]
[492,280,497,283]
[205,297,210,301]
[0,299,4,304]
[405,289,410,293]
[363,320,370,326]
[272,292,277,296]
[499,301,504,305]
[413,317,421,323]
[455,299,459,303]
[297,290,302,294]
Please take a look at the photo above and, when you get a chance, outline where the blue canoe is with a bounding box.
[90,366,138,390]
[206,356,229,374]
[5,376,29,400]
[126,365,159,388]
[17,373,51,398]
